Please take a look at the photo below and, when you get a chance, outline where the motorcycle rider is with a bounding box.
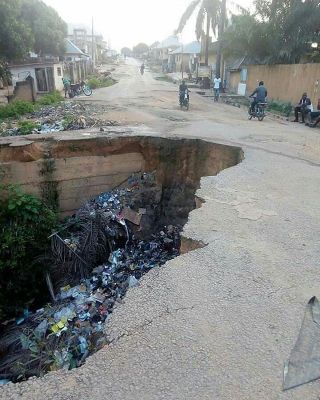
[179,80,189,105]
[249,81,268,113]
[140,63,145,74]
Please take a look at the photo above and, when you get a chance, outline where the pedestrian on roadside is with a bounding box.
[294,92,313,123]
[213,75,221,100]
[62,77,71,98]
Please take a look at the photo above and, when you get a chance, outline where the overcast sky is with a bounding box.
[43,0,253,51]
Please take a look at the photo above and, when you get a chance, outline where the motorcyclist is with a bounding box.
[179,80,189,105]
[140,63,145,74]
[249,81,267,113]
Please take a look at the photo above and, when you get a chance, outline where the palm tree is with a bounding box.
[176,0,221,67]
[176,0,245,77]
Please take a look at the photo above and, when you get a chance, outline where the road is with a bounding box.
[2,59,320,400]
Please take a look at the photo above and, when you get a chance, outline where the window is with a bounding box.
[240,68,248,82]
[57,67,62,76]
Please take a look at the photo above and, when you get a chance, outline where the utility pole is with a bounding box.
[181,42,184,80]
[91,17,95,68]
[215,0,226,79]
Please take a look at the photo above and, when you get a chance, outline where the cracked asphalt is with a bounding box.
[1,59,320,399]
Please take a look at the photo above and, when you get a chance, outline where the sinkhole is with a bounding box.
[0,134,243,383]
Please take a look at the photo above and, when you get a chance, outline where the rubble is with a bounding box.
[0,102,119,136]
[0,172,181,383]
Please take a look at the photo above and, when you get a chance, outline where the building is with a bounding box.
[64,39,92,83]
[155,36,181,72]
[10,57,64,95]
[170,41,201,74]
[67,27,107,64]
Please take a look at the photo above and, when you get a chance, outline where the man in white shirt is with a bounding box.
[213,75,221,100]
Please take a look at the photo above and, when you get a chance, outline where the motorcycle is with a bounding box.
[68,81,92,98]
[248,97,267,121]
[179,89,190,110]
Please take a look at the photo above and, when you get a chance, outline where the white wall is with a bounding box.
[10,62,64,93]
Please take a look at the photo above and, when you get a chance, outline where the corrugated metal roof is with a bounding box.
[157,36,181,49]
[170,41,201,55]
[65,39,86,56]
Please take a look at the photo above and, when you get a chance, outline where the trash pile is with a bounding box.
[0,102,119,136]
[0,172,181,383]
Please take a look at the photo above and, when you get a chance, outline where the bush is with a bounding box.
[87,75,116,89]
[18,121,40,135]
[0,100,34,119]
[0,185,57,320]
[268,100,293,117]
[36,91,64,106]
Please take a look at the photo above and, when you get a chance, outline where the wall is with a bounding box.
[0,136,243,217]
[229,71,241,93]
[10,62,64,94]
[246,63,320,106]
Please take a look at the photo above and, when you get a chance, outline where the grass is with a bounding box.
[18,121,40,135]
[87,75,116,89]
[0,91,64,121]
[267,100,293,117]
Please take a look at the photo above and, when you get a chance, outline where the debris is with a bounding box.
[0,173,181,382]
[284,296,320,390]
[120,207,142,225]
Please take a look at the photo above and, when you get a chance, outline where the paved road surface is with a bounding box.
[2,59,320,400]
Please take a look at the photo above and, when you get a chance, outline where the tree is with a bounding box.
[223,0,320,64]
[176,0,221,66]
[0,0,67,62]
[133,43,149,57]
[121,47,132,57]
[0,0,33,61]
[21,0,67,56]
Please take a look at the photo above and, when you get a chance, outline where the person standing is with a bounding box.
[213,75,221,100]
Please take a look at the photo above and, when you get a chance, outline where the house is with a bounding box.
[225,56,259,94]
[10,57,64,96]
[156,36,181,72]
[64,38,91,83]
[67,27,107,64]
[170,41,201,74]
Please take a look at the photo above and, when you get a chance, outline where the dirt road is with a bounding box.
[2,59,320,400]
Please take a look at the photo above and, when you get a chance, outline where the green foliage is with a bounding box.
[0,92,63,121]
[0,0,33,61]
[223,0,320,64]
[0,185,57,320]
[36,91,64,106]
[0,100,34,119]
[18,121,40,135]
[268,100,293,117]
[0,0,66,62]
[121,47,132,56]
[133,43,149,56]
[21,0,67,56]
[0,61,12,84]
[87,76,116,89]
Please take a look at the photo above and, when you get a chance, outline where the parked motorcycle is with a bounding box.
[68,81,92,98]
[248,97,267,121]
[180,89,190,110]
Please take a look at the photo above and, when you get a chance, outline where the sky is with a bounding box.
[43,0,254,51]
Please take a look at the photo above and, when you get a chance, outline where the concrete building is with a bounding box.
[10,57,64,95]
[170,41,201,74]
[67,27,107,64]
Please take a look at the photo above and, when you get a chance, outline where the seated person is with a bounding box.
[306,98,320,126]
[294,92,312,123]
[309,115,320,128]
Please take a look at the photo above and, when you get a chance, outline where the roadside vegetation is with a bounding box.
[87,74,117,89]
[0,184,57,320]
[0,91,64,121]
